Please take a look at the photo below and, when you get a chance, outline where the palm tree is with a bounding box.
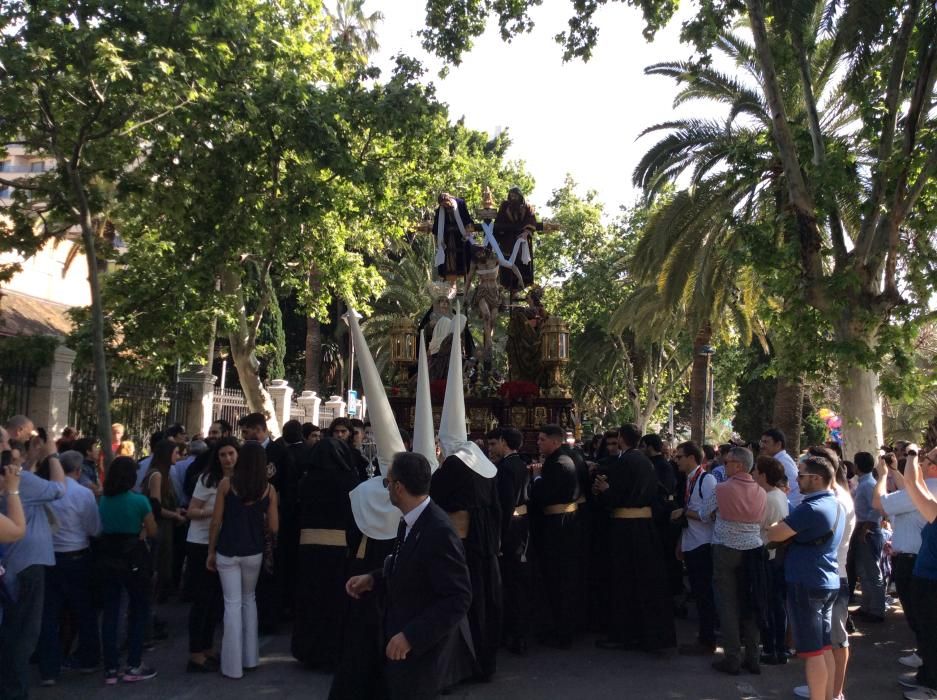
[628,27,851,449]
[326,0,383,57]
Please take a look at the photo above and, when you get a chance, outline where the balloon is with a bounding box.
[818,408,834,420]
[829,417,842,429]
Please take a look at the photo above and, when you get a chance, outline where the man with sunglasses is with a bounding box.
[345,452,471,700]
[767,455,845,700]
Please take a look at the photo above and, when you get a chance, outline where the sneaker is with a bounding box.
[904,688,937,700]
[104,669,120,686]
[794,685,810,698]
[122,665,157,683]
[900,672,923,689]
[902,653,925,669]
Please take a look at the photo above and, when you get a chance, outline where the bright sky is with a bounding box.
[370,1,707,215]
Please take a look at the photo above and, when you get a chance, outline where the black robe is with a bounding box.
[433,198,475,278]
[291,438,360,669]
[650,453,683,596]
[257,439,295,633]
[529,447,582,642]
[598,448,676,650]
[328,525,396,700]
[493,201,536,289]
[430,456,502,680]
[496,452,531,644]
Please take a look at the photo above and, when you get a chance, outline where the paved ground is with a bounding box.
[36,600,916,700]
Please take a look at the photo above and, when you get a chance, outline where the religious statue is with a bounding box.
[465,245,504,358]
[432,192,476,282]
[494,186,537,290]
[506,286,547,385]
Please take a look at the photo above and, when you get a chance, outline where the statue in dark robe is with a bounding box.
[433,193,475,280]
[494,187,537,290]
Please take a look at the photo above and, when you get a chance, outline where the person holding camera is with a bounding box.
[0,430,25,543]
[0,427,66,700]
[672,440,717,656]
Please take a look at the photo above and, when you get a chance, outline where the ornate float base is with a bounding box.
[389,395,576,456]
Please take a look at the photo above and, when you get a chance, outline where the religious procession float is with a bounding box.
[383,187,576,453]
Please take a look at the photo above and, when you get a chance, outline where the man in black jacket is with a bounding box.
[487,426,531,655]
[529,423,582,649]
[345,452,472,700]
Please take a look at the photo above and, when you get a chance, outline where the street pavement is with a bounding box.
[36,599,916,699]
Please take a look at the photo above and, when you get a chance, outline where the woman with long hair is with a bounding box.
[97,457,159,684]
[184,437,240,672]
[207,441,279,679]
[143,440,186,601]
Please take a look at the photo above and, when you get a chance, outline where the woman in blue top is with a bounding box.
[899,445,937,699]
[97,457,158,685]
[207,442,279,679]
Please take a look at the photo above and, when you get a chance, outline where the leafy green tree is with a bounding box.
[0,0,216,459]
[543,178,691,431]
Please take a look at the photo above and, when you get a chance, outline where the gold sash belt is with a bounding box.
[299,528,346,547]
[355,535,368,560]
[544,502,578,515]
[449,510,470,539]
[611,506,652,519]
[512,504,528,517]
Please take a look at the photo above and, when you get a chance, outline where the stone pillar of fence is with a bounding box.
[178,369,216,439]
[324,395,346,420]
[268,379,293,437]
[28,344,76,435]
[296,390,321,425]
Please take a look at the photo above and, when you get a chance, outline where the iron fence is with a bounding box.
[0,363,35,422]
[212,387,249,429]
[69,370,191,446]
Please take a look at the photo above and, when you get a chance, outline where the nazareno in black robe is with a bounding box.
[328,523,395,700]
[430,455,503,681]
[291,438,360,669]
[597,447,676,651]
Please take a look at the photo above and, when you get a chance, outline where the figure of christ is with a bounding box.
[493,187,537,291]
[466,245,506,357]
[433,193,476,282]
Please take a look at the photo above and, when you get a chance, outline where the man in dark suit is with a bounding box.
[345,452,472,700]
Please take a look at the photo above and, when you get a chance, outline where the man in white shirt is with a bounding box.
[761,428,801,507]
[36,450,102,683]
[673,441,717,656]
[875,454,937,669]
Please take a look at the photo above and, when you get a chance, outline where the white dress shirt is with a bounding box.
[402,496,432,541]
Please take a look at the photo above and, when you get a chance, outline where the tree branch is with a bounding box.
[855,0,919,263]
[248,259,274,347]
[745,0,824,296]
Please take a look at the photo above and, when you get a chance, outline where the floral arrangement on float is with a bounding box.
[498,380,540,402]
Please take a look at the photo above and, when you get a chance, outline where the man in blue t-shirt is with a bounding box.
[767,454,844,700]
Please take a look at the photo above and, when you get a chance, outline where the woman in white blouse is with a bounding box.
[184,437,240,672]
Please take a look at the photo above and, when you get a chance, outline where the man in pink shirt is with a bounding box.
[698,446,767,675]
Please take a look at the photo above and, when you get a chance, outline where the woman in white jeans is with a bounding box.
[207,442,279,679]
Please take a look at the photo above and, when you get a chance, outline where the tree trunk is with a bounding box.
[223,269,280,435]
[839,365,884,459]
[772,374,804,456]
[81,221,114,465]
[64,157,113,465]
[304,265,322,392]
[690,323,712,444]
